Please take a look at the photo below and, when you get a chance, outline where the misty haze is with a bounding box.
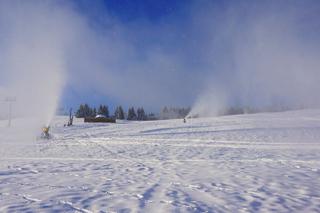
[0,0,320,212]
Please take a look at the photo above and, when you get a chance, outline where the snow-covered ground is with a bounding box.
[0,109,320,212]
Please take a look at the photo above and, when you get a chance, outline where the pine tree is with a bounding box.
[98,105,109,117]
[137,107,146,120]
[76,104,84,118]
[84,104,90,117]
[127,107,137,120]
[141,108,146,120]
[137,108,141,120]
[114,106,119,119]
[127,108,132,120]
[98,105,103,115]
[93,108,97,117]
[76,104,97,118]
[114,106,125,119]
[119,106,125,119]
[104,105,109,118]
[163,106,169,113]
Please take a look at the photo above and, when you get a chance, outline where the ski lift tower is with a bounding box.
[5,96,16,127]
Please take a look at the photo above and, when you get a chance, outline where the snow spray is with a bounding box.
[0,1,81,141]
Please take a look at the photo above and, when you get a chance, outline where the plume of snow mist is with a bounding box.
[189,1,320,117]
[0,1,82,141]
[188,84,227,118]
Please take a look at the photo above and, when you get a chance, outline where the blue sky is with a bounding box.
[1,0,320,117]
[59,0,320,113]
[60,0,200,113]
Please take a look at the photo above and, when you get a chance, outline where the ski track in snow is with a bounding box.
[0,109,320,212]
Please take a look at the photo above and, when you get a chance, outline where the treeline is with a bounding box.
[189,105,304,118]
[74,102,304,120]
[76,104,109,118]
[75,104,156,121]
[74,103,301,121]
[75,104,191,121]
[218,105,299,116]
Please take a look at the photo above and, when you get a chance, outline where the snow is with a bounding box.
[0,109,320,212]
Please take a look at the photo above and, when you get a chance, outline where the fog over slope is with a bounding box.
[0,1,83,138]
[189,1,320,116]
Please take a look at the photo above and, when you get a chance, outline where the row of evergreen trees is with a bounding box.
[76,104,109,118]
[127,107,147,120]
[76,104,150,121]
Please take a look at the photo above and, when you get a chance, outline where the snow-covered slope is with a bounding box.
[0,109,320,212]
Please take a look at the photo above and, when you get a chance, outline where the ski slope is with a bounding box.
[0,109,320,212]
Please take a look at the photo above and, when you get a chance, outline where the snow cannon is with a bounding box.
[41,126,51,139]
